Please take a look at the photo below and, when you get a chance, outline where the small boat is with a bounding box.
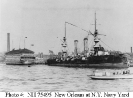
[89,70,133,80]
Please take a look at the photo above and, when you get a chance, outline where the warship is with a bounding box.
[46,13,131,68]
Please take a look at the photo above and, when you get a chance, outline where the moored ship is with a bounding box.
[89,70,133,80]
[46,13,131,68]
[5,48,35,65]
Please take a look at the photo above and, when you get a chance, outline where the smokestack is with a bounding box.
[131,47,132,53]
[74,40,78,55]
[84,38,88,53]
[7,33,10,52]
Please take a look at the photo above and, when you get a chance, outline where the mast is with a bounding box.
[65,22,66,38]
[61,22,67,58]
[95,12,97,32]
[93,12,100,55]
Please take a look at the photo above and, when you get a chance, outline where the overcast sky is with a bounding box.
[1,0,133,54]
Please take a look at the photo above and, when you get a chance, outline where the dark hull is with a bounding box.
[91,77,116,80]
[46,55,130,68]
[48,63,129,68]
[130,63,133,67]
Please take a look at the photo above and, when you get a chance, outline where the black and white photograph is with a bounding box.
[0,0,133,92]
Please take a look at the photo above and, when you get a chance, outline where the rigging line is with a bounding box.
[89,38,93,48]
[89,40,94,51]
[65,22,94,36]
[88,37,91,46]
[100,40,114,51]
[88,35,94,46]
[66,44,70,55]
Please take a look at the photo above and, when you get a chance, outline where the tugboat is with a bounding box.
[5,48,35,65]
[46,13,131,68]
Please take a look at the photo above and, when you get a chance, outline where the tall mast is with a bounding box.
[95,12,97,32]
[61,22,67,58]
[93,12,100,55]
[65,22,66,38]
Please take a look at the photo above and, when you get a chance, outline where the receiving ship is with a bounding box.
[5,48,35,65]
[46,13,131,68]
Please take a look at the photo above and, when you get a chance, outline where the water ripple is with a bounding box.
[0,64,133,91]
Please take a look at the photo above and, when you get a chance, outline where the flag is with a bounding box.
[49,50,54,54]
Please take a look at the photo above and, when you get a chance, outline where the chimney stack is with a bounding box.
[74,40,78,55]
[84,38,88,55]
[7,33,10,52]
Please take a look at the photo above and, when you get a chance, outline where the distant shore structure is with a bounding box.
[7,33,10,52]
[5,48,35,65]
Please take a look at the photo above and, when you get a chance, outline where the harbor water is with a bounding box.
[0,64,133,92]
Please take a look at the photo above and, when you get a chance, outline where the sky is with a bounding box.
[1,0,133,54]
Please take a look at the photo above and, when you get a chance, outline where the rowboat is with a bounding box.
[89,70,133,80]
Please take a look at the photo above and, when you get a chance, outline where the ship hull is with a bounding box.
[5,53,35,65]
[48,63,129,68]
[46,54,131,68]
[90,73,133,80]
[6,61,34,65]
[6,62,33,65]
